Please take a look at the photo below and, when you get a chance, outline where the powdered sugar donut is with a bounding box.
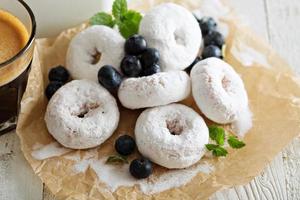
[191,58,248,124]
[135,104,209,169]
[118,71,191,109]
[45,80,119,149]
[139,3,201,71]
[66,25,125,82]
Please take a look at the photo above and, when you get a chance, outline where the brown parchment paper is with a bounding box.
[16,0,300,199]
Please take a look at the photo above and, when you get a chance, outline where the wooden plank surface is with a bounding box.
[265,1,300,199]
[0,132,43,200]
[1,0,300,199]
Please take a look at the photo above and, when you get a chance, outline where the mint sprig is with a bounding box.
[90,0,142,39]
[228,136,246,149]
[90,12,115,27]
[206,125,246,157]
[209,125,225,145]
[112,0,128,20]
[117,10,142,39]
[206,144,228,157]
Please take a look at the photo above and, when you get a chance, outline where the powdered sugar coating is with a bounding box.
[191,58,248,124]
[118,71,191,109]
[139,3,202,71]
[66,25,125,81]
[45,80,119,149]
[135,104,209,169]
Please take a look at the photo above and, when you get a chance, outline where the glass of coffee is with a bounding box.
[0,0,36,135]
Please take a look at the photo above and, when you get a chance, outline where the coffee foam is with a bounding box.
[0,10,31,86]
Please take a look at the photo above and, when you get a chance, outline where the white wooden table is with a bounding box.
[1,0,300,199]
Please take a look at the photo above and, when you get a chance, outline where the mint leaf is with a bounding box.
[228,136,246,149]
[112,0,128,20]
[212,146,228,157]
[90,12,115,27]
[117,10,142,38]
[106,155,128,164]
[206,144,228,157]
[206,144,219,151]
[208,125,225,145]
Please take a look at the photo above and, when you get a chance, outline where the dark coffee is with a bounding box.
[0,8,35,134]
[0,64,30,135]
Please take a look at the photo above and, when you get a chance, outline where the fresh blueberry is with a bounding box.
[129,158,153,179]
[115,135,136,156]
[98,65,123,90]
[202,45,222,59]
[142,64,161,76]
[121,56,142,77]
[125,34,147,55]
[185,56,201,74]
[45,81,63,100]
[140,48,160,68]
[204,31,225,48]
[198,17,217,36]
[48,66,70,83]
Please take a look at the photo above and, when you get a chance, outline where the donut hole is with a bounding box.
[91,50,102,65]
[75,103,100,118]
[174,30,185,46]
[166,119,184,135]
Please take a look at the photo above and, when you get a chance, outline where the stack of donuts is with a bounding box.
[44,3,250,174]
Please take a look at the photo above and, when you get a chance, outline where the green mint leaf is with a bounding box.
[228,136,246,149]
[212,146,228,157]
[117,10,142,38]
[112,0,128,20]
[90,12,115,27]
[106,155,128,164]
[206,144,219,151]
[206,144,228,157]
[208,125,225,145]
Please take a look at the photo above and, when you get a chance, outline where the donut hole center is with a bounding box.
[76,103,100,118]
[222,76,231,92]
[91,50,102,65]
[174,30,185,46]
[166,119,184,135]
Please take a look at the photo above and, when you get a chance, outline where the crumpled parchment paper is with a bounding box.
[16,0,300,199]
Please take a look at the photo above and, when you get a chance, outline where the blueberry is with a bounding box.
[142,64,161,76]
[121,56,142,77]
[48,66,70,83]
[115,135,136,156]
[98,65,122,90]
[125,34,147,55]
[204,31,225,48]
[140,48,160,68]
[185,56,201,74]
[202,45,222,59]
[198,17,217,36]
[45,81,63,100]
[129,158,153,179]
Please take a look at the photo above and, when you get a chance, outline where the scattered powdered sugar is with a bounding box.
[31,142,72,160]
[138,162,214,194]
[64,151,214,194]
[231,107,253,138]
[231,42,271,68]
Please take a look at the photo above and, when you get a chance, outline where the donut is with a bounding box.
[139,3,202,71]
[190,58,248,124]
[135,104,209,169]
[66,25,125,82]
[45,80,120,149]
[118,71,191,109]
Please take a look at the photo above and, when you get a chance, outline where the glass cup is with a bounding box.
[0,0,36,135]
